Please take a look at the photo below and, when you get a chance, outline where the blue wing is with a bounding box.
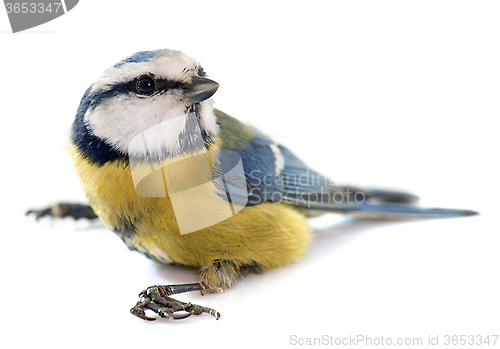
[219,129,332,206]
[214,111,477,219]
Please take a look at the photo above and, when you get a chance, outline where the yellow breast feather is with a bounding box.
[68,140,311,274]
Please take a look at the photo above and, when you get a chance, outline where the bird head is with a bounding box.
[73,49,220,163]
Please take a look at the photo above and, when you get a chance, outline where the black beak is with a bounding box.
[186,76,219,105]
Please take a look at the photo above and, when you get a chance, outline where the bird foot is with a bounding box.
[26,203,97,220]
[130,285,220,321]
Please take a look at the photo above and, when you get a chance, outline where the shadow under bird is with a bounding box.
[27,49,478,321]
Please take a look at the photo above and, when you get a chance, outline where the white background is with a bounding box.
[1,1,499,348]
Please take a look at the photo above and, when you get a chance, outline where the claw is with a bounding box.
[26,208,52,220]
[130,303,157,321]
[172,312,193,320]
[131,284,221,322]
[211,310,221,320]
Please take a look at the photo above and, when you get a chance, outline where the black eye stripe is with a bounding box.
[133,75,184,96]
[154,78,184,93]
[87,77,187,111]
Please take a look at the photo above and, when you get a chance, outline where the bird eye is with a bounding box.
[136,76,156,95]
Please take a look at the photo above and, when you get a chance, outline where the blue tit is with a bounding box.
[30,49,477,321]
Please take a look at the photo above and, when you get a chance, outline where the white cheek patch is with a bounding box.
[127,112,207,160]
[128,115,187,158]
[85,92,191,158]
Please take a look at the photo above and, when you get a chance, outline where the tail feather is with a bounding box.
[287,186,478,219]
[329,202,479,219]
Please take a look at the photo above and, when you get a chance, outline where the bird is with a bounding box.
[28,49,477,321]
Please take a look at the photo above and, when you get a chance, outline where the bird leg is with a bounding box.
[130,283,221,321]
[26,203,98,220]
